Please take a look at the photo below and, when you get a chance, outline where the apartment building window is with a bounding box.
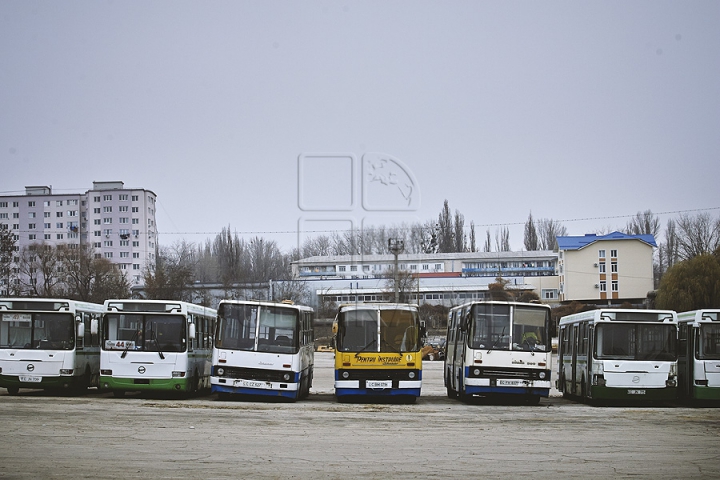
[28,223,36,229]
[410,264,417,270]
[12,202,18,207]
[28,212,36,218]
[611,249,618,258]
[103,218,112,224]
[0,214,7,220]
[94,219,101,225]
[56,234,63,240]
[56,222,63,228]
[104,229,112,236]
[105,252,113,258]
[611,281,619,292]
[28,201,35,207]
[93,196,100,202]
[103,195,112,201]
[56,200,63,206]
[94,231,101,237]
[131,207,139,213]
[133,264,140,270]
[350,266,357,272]
[132,241,139,247]
[598,249,606,258]
[120,240,129,247]
[599,262,606,273]
[120,252,129,258]
[44,234,51,240]
[338,266,346,272]
[104,241,113,247]
[12,213,18,219]
[67,232,78,239]
[0,202,7,207]
[93,242,101,248]
[133,252,139,258]
[28,234,36,240]
[422,264,429,270]
[132,230,139,236]
[56,212,63,217]
[599,281,607,292]
[132,195,139,201]
[68,200,78,206]
[118,264,128,270]
[119,217,128,224]
[44,212,50,218]
[103,206,112,213]
[611,261,618,273]
[119,194,128,201]
[119,206,128,212]
[67,210,77,217]
[94,208,100,214]
[435,263,442,270]
[132,218,139,224]
[44,223,50,229]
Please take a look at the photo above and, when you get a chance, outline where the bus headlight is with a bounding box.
[60,369,73,375]
[216,367,225,376]
[342,371,350,379]
[172,371,186,378]
[538,371,546,380]
[472,368,481,376]
[408,371,416,379]
[283,373,291,382]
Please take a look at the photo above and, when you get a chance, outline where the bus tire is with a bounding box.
[525,395,541,405]
[7,386,19,396]
[446,386,457,399]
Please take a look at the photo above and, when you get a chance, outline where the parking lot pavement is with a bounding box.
[2,352,719,479]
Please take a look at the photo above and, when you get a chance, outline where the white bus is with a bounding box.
[0,298,105,395]
[677,309,720,403]
[445,301,552,404]
[558,308,678,403]
[100,300,217,397]
[211,300,314,401]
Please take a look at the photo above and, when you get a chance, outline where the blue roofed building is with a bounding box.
[557,232,657,306]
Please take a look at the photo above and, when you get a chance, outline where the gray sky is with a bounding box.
[2,1,719,252]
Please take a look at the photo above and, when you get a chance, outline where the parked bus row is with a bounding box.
[1,298,718,405]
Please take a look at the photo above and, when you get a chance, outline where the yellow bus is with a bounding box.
[333,303,422,402]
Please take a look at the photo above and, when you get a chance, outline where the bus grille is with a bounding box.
[214,366,288,382]
[471,368,543,380]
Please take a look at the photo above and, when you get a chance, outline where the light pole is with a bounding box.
[388,238,404,303]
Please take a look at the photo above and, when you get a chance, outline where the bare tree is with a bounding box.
[537,218,567,250]
[624,210,661,237]
[674,212,720,260]
[495,227,510,252]
[383,268,418,304]
[272,280,311,305]
[468,221,477,253]
[58,244,130,303]
[453,210,466,252]
[143,241,197,302]
[483,229,492,252]
[524,211,538,251]
[0,227,16,294]
[16,243,64,297]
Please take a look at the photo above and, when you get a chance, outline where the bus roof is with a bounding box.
[0,298,105,314]
[104,299,217,317]
[559,308,677,325]
[217,299,314,313]
[677,309,720,324]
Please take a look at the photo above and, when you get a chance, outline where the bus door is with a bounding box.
[455,308,469,392]
[570,324,578,395]
[587,324,595,398]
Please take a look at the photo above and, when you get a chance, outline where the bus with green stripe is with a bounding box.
[557,308,678,403]
[677,309,720,403]
[100,300,216,397]
[0,298,105,395]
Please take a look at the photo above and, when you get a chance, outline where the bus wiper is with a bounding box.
[354,339,377,358]
[149,330,165,360]
[121,330,138,359]
[488,326,506,353]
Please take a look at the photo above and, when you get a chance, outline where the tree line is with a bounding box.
[2,203,719,311]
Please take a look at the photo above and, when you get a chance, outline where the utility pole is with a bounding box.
[388,238,404,303]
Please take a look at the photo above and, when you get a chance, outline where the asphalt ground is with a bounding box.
[1,353,719,479]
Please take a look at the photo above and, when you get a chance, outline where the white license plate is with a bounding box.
[236,380,271,389]
[19,375,41,383]
[366,380,392,389]
[628,389,646,395]
[498,379,523,386]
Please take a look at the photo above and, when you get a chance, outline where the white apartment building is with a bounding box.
[557,232,656,305]
[0,181,157,294]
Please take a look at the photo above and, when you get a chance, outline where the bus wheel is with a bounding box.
[446,386,457,399]
[7,386,19,396]
[525,395,541,405]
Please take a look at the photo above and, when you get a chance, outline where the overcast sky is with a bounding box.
[2,1,718,252]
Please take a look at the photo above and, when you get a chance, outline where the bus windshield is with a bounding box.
[216,304,299,354]
[469,303,510,350]
[103,314,186,353]
[595,323,676,361]
[698,323,720,360]
[512,306,548,352]
[0,312,74,350]
[337,308,420,353]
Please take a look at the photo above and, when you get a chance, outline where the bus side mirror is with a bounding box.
[77,322,85,338]
[90,319,98,336]
[189,323,196,340]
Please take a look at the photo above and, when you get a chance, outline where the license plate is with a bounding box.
[498,379,523,386]
[628,389,646,395]
[19,375,41,383]
[236,380,270,389]
[366,380,392,389]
